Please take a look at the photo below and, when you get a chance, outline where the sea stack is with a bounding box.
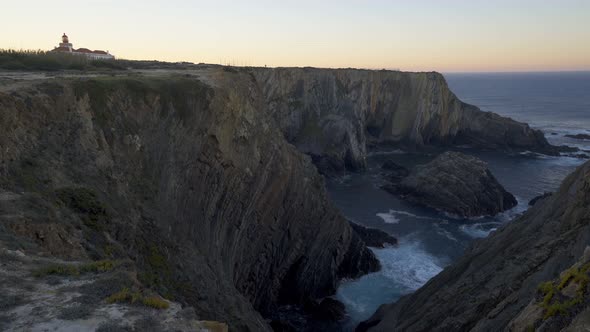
[383,152,517,217]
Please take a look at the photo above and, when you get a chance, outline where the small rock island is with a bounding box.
[383,151,517,217]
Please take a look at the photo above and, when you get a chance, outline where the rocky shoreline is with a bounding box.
[359,159,590,331]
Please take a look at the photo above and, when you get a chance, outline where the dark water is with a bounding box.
[329,72,590,329]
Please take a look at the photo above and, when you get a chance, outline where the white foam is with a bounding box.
[434,224,458,242]
[376,212,400,224]
[387,209,437,220]
[459,222,499,238]
[375,241,444,290]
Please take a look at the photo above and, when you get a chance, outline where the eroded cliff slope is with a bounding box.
[359,159,590,331]
[0,69,377,331]
[253,68,555,173]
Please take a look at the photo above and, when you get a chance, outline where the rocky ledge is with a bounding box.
[382,152,517,217]
[348,222,398,248]
[565,133,590,140]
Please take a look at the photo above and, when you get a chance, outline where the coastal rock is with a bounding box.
[528,192,553,206]
[253,68,559,174]
[359,160,590,332]
[380,160,410,182]
[565,133,590,140]
[349,221,398,248]
[311,298,347,321]
[383,152,517,217]
[0,70,377,331]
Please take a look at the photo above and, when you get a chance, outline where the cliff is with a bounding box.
[359,159,590,331]
[253,68,556,173]
[0,69,377,331]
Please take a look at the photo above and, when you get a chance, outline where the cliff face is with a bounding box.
[253,68,553,173]
[0,70,377,330]
[359,159,590,331]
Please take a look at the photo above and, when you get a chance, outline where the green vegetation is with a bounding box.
[138,245,172,290]
[33,260,116,277]
[538,263,590,320]
[0,49,126,71]
[141,296,170,309]
[0,49,205,72]
[55,187,109,231]
[105,287,169,309]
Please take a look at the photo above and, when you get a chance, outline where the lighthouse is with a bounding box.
[51,33,114,60]
[59,33,73,51]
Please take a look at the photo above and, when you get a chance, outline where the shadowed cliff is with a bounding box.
[0,69,377,331]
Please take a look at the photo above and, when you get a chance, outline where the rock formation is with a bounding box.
[358,159,590,331]
[0,70,377,331]
[252,68,560,174]
[382,152,517,217]
[380,160,410,183]
[529,192,553,206]
[348,222,398,248]
[565,133,590,140]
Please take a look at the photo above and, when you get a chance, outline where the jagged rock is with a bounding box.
[337,230,381,280]
[253,68,560,174]
[380,160,410,182]
[565,133,590,140]
[383,152,517,217]
[311,298,346,321]
[529,192,553,206]
[359,160,590,332]
[349,221,398,248]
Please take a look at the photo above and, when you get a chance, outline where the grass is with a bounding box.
[105,287,169,309]
[538,264,590,320]
[33,260,116,277]
[55,187,109,231]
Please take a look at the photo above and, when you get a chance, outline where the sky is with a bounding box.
[1,0,589,72]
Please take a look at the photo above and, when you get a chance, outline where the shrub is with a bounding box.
[33,260,116,277]
[55,187,109,231]
[141,296,169,309]
[0,49,126,71]
[106,288,169,309]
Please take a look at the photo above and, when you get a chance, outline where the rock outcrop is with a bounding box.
[382,152,517,217]
[358,159,590,332]
[380,160,410,183]
[252,68,558,174]
[529,192,553,206]
[0,70,377,331]
[565,133,590,140]
[348,221,398,248]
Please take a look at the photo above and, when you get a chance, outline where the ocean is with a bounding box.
[329,71,590,329]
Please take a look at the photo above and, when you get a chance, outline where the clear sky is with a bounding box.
[2,0,589,72]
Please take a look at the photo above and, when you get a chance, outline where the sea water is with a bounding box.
[330,72,590,329]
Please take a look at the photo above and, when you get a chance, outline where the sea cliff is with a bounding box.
[253,68,555,173]
[0,69,377,331]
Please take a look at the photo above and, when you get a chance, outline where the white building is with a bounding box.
[51,33,115,60]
